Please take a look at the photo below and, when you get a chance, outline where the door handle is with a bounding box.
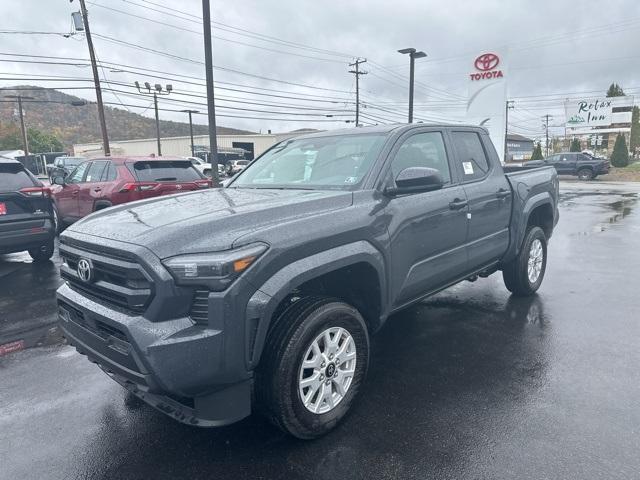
[496,188,510,199]
[93,188,102,192]
[71,191,79,196]
[449,198,468,210]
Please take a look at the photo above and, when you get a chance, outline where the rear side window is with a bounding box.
[102,162,117,181]
[0,163,36,192]
[85,161,108,182]
[129,161,203,182]
[452,131,490,181]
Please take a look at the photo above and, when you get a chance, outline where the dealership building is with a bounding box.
[73,131,310,159]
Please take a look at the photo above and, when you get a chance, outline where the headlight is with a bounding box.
[163,243,268,291]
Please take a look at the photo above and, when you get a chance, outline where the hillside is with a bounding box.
[0,86,253,150]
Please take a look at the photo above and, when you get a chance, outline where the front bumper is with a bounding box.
[57,277,252,427]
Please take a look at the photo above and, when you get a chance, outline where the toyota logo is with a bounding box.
[175,184,182,190]
[77,258,94,283]
[474,53,500,71]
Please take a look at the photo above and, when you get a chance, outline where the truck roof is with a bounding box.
[291,123,488,140]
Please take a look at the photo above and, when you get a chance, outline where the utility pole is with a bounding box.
[542,114,553,157]
[181,110,199,156]
[504,100,514,163]
[398,48,427,123]
[348,59,367,127]
[202,0,219,184]
[135,82,172,156]
[5,95,33,154]
[75,0,110,156]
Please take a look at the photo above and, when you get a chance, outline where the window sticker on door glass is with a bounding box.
[344,176,357,184]
[462,162,474,175]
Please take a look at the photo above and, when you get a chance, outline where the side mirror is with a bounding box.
[52,176,65,186]
[385,167,444,196]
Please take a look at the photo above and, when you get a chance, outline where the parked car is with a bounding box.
[226,159,250,175]
[524,152,609,180]
[0,159,56,261]
[47,156,87,182]
[188,157,213,177]
[57,125,559,438]
[50,157,212,228]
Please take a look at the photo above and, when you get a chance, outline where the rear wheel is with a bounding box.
[29,240,54,263]
[502,226,547,296]
[577,167,593,180]
[256,296,369,439]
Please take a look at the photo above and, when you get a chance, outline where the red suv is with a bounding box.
[51,157,211,228]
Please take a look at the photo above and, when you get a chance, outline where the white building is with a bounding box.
[73,132,308,159]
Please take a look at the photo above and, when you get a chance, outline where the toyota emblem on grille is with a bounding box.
[77,258,94,283]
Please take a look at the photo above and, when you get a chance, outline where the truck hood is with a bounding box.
[67,188,353,258]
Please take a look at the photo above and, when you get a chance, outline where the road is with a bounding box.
[1,183,640,480]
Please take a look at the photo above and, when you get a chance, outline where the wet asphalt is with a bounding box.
[1,182,640,480]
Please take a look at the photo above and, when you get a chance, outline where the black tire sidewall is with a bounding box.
[275,302,369,438]
[578,168,593,180]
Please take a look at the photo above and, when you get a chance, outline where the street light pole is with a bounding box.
[135,81,172,156]
[398,48,427,123]
[202,0,219,184]
[181,109,199,156]
[5,95,33,155]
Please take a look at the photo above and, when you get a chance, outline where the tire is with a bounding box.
[256,296,370,439]
[577,168,593,180]
[502,226,547,296]
[203,169,211,177]
[28,240,55,263]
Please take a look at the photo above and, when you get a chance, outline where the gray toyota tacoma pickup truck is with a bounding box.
[57,124,559,438]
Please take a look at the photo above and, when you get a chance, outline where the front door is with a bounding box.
[55,162,88,221]
[385,130,469,308]
[556,153,576,175]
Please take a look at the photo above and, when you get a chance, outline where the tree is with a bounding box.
[530,142,544,160]
[0,123,63,153]
[606,83,625,97]
[610,133,629,167]
[631,106,639,157]
[569,138,581,152]
[26,128,63,153]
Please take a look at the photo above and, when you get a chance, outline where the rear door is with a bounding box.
[55,162,88,221]
[126,160,208,198]
[556,153,576,174]
[450,130,512,270]
[0,162,49,235]
[78,160,110,217]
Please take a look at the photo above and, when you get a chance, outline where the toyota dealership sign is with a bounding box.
[470,53,504,81]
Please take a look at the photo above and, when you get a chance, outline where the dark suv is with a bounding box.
[526,152,609,180]
[0,159,56,261]
[51,157,211,227]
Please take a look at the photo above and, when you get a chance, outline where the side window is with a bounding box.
[66,162,89,184]
[391,132,451,184]
[451,131,490,181]
[101,162,117,181]
[85,161,107,183]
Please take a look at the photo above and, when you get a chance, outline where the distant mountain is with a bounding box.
[0,86,253,150]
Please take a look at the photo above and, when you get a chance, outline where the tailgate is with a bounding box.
[126,160,209,198]
[0,192,47,231]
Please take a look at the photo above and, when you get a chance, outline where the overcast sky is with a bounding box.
[1,0,639,139]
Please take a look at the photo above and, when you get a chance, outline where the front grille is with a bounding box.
[189,289,210,324]
[60,243,153,314]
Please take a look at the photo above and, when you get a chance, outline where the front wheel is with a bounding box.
[577,168,594,180]
[502,226,547,296]
[256,297,369,439]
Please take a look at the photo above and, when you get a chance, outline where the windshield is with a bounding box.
[231,133,387,190]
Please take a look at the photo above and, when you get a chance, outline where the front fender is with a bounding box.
[244,240,386,369]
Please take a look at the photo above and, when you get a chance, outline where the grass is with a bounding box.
[599,160,640,182]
